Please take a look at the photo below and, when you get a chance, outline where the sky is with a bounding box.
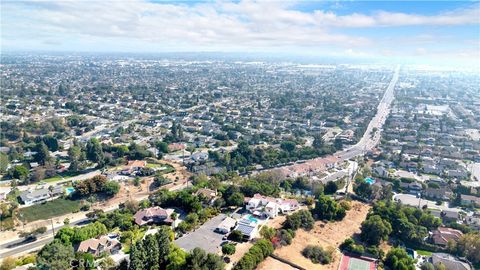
[1,0,480,67]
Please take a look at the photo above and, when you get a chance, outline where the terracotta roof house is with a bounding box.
[134,207,174,226]
[195,188,218,205]
[76,236,121,256]
[431,227,463,247]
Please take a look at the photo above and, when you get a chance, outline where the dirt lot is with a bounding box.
[257,256,296,270]
[266,201,371,270]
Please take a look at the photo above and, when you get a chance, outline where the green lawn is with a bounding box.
[416,249,433,256]
[147,163,175,174]
[19,198,81,222]
[42,176,63,183]
[42,171,80,183]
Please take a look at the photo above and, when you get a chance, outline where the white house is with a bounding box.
[245,194,299,218]
[215,216,237,234]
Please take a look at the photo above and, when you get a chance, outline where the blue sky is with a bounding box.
[2,0,479,67]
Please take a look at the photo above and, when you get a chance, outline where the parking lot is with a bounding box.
[175,213,226,254]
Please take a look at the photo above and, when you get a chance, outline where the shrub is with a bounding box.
[228,230,244,242]
[233,239,274,270]
[283,210,314,230]
[222,243,236,255]
[302,245,333,264]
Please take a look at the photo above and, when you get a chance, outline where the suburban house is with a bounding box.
[431,253,472,270]
[431,227,463,247]
[215,216,237,234]
[121,160,146,175]
[76,236,121,256]
[245,194,299,218]
[134,207,174,226]
[424,187,452,200]
[460,194,480,207]
[372,166,389,178]
[195,188,218,205]
[235,218,258,240]
[19,189,51,205]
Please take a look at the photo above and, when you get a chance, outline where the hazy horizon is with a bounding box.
[2,0,479,69]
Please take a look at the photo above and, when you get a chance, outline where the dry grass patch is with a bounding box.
[268,201,371,270]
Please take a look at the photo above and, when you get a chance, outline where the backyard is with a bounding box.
[19,198,82,222]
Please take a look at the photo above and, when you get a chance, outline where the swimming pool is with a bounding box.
[66,187,75,195]
[245,214,259,223]
[365,177,375,185]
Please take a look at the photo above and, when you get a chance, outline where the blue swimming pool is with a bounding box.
[66,187,75,195]
[365,177,375,185]
[245,214,259,223]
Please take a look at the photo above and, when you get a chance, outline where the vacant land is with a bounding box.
[266,201,371,270]
[19,198,82,222]
[257,256,296,270]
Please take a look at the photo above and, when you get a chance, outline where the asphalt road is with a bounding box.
[0,218,92,258]
[335,65,400,161]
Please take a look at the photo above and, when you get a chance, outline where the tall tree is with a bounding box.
[86,138,105,167]
[34,141,51,166]
[68,145,82,172]
[144,234,160,270]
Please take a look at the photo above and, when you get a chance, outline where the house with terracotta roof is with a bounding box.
[76,236,121,256]
[245,193,299,218]
[195,188,218,205]
[121,160,146,175]
[133,206,174,226]
[431,227,463,247]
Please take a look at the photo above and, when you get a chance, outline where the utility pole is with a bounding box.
[50,218,55,237]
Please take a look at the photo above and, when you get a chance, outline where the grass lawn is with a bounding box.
[416,249,433,256]
[147,163,175,174]
[42,171,80,183]
[19,198,81,222]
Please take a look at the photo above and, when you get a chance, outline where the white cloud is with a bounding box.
[1,0,479,69]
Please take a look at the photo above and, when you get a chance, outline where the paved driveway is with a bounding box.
[175,214,226,254]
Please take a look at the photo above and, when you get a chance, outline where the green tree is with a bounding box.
[144,234,160,270]
[227,192,244,207]
[157,226,172,267]
[8,165,29,181]
[260,226,276,240]
[68,145,82,172]
[222,243,236,255]
[185,247,224,270]
[354,181,373,200]
[456,232,480,264]
[283,210,314,230]
[312,134,325,150]
[324,181,338,194]
[360,215,392,245]
[313,195,347,221]
[129,241,146,270]
[86,138,105,167]
[37,240,75,270]
[34,141,51,166]
[280,141,296,152]
[0,153,9,174]
[104,181,120,196]
[384,248,415,270]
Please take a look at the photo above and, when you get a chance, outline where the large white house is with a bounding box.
[245,194,299,218]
